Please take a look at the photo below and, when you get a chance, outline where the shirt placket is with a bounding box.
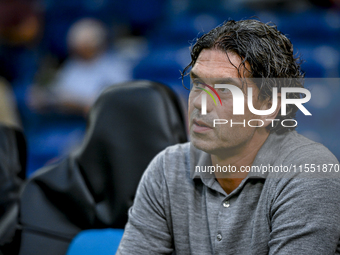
[213,193,233,254]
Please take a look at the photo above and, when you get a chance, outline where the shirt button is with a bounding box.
[216,234,222,241]
[223,200,230,208]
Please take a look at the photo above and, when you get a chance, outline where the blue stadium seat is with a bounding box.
[66,229,124,255]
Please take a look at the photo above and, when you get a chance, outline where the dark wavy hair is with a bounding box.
[182,19,305,134]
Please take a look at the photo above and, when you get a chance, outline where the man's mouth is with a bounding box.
[192,119,212,133]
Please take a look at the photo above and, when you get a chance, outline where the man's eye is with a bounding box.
[216,86,231,94]
[217,87,230,93]
[193,81,205,89]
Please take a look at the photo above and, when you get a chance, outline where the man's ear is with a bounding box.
[260,93,281,128]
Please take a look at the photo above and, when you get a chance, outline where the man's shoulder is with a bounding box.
[273,131,338,164]
[161,142,191,157]
[260,131,340,184]
[280,130,326,150]
[144,142,191,180]
[161,142,191,175]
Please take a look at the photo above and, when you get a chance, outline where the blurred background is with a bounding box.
[0,0,339,176]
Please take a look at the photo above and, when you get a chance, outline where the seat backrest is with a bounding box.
[19,80,188,255]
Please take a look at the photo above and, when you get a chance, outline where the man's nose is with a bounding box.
[193,89,215,115]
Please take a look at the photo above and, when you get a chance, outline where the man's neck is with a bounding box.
[211,129,270,194]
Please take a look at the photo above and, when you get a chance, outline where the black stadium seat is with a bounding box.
[0,124,26,255]
[19,80,188,255]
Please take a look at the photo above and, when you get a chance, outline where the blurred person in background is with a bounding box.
[0,77,21,128]
[0,0,43,128]
[28,18,133,116]
[0,0,42,82]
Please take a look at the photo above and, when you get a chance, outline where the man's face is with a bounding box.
[188,49,264,157]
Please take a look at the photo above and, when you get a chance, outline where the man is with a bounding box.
[117,19,340,254]
[29,18,132,115]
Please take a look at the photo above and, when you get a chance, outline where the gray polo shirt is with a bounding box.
[117,131,340,254]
